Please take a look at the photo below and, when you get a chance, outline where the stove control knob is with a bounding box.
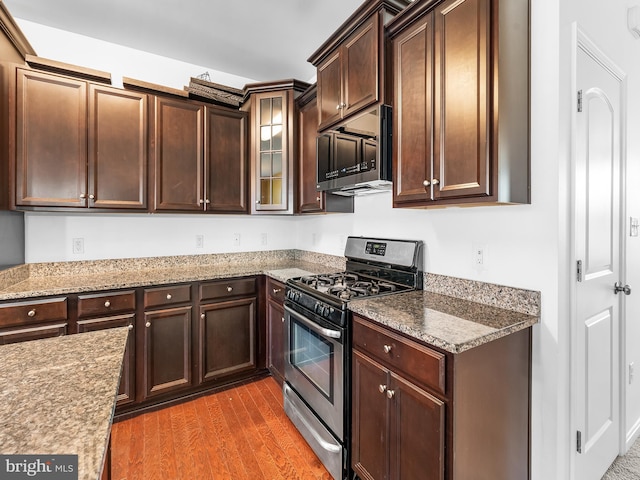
[322,306,330,317]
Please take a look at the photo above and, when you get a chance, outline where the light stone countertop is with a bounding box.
[349,289,539,354]
[0,327,129,480]
[0,256,341,301]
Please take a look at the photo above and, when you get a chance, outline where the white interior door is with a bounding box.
[573,29,625,480]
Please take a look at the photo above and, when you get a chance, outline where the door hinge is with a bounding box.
[577,260,583,282]
[577,90,583,112]
[577,430,582,453]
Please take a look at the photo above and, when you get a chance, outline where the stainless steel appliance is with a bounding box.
[283,236,424,480]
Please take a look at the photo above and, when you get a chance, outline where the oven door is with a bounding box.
[284,303,344,440]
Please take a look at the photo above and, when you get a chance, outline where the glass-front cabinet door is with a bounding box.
[250,90,290,213]
[258,95,285,208]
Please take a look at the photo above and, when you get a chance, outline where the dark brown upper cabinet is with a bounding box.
[308,0,410,132]
[389,0,530,208]
[14,68,147,210]
[151,96,248,213]
[243,80,309,215]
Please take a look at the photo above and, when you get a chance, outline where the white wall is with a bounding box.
[16,3,640,478]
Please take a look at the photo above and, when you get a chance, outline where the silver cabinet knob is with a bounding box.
[127,324,134,330]
[88,194,95,200]
[316,196,321,202]
[256,200,261,204]
[386,389,395,399]
[104,300,111,308]
[281,317,285,323]
[383,344,392,354]
[378,384,387,394]
[432,178,440,185]
[166,294,172,300]
[227,286,233,292]
[199,199,205,205]
[27,309,36,317]
[423,180,430,187]
[272,288,282,294]
[145,322,151,328]
[205,199,210,204]
[201,313,205,320]
[336,104,342,110]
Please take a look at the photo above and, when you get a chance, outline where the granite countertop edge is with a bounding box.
[349,290,539,354]
[0,261,338,301]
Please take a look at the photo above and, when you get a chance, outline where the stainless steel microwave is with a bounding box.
[316,104,392,196]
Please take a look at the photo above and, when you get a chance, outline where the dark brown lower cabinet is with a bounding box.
[352,314,531,480]
[198,297,256,383]
[142,305,193,399]
[352,350,445,480]
[266,278,286,384]
[76,314,135,407]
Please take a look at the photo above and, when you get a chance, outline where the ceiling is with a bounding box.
[3,0,365,82]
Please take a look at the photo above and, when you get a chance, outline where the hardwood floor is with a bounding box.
[110,376,332,480]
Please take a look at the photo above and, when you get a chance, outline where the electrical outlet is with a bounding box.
[195,235,204,249]
[261,233,268,246]
[233,233,241,246]
[72,238,84,254]
[473,243,488,268]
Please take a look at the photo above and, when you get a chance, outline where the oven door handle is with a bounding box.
[284,305,342,340]
[284,383,342,454]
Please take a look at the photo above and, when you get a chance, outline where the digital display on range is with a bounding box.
[365,241,387,256]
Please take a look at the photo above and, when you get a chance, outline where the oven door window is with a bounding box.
[290,320,334,401]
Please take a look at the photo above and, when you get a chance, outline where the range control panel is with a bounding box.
[365,241,387,256]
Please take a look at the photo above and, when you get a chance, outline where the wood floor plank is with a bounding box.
[156,405,178,480]
[110,376,333,480]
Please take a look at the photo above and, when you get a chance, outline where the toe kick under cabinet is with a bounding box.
[351,314,531,480]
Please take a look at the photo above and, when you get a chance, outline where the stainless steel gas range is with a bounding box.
[283,236,424,480]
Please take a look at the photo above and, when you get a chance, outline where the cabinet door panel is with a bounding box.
[297,92,324,213]
[153,97,203,211]
[206,107,248,213]
[143,306,192,398]
[89,85,147,209]
[393,14,435,205]
[352,350,389,480]
[16,69,87,207]
[267,300,285,384]
[76,314,135,406]
[434,0,491,199]
[390,372,445,480]
[343,16,378,118]
[198,297,256,383]
[317,52,343,130]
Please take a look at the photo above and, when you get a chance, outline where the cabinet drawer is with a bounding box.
[267,278,286,303]
[199,277,256,301]
[353,315,446,395]
[0,297,68,328]
[0,322,67,345]
[77,290,136,318]
[144,284,191,308]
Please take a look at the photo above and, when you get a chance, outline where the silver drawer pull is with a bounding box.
[383,344,392,354]
[166,293,172,300]
[27,309,36,317]
[386,389,395,399]
[227,286,233,292]
[145,322,151,328]
[378,384,387,394]
[272,288,282,294]
[201,313,205,320]
[104,300,111,308]
[127,324,134,330]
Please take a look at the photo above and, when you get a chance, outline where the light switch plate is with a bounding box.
[631,217,639,237]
